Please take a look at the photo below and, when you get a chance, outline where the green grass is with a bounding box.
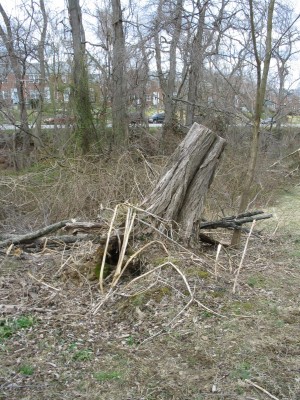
[19,364,35,375]
[288,238,300,259]
[15,316,36,329]
[0,316,36,342]
[94,371,121,382]
[126,336,136,346]
[230,362,251,380]
[247,274,266,288]
[72,349,93,361]
[0,323,14,341]
[201,311,213,318]
[67,344,93,362]
[231,300,256,313]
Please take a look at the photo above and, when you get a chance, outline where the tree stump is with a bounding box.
[143,123,226,241]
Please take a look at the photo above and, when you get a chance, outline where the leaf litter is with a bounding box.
[0,188,300,400]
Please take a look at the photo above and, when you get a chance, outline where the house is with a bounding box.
[0,61,68,106]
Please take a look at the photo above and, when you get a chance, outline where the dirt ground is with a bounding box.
[0,182,300,400]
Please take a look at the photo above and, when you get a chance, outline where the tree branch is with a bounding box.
[0,220,70,247]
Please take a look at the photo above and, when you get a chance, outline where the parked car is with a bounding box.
[43,115,76,125]
[261,117,276,125]
[148,112,165,124]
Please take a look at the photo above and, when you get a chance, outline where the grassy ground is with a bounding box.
[0,184,299,400]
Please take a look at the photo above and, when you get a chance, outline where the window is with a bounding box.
[44,87,51,101]
[64,88,70,102]
[1,90,9,99]
[29,90,40,99]
[28,74,39,83]
[11,88,19,104]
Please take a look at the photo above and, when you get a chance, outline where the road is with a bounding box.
[0,124,74,130]
[2,123,299,131]
[0,123,164,130]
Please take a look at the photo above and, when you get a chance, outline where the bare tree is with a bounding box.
[185,0,208,126]
[90,5,113,136]
[154,0,184,140]
[231,0,276,246]
[185,0,229,127]
[272,4,300,129]
[111,0,128,145]
[68,0,97,153]
[28,0,48,146]
[126,18,151,127]
[0,4,32,168]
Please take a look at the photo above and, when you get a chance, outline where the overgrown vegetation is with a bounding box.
[0,125,299,399]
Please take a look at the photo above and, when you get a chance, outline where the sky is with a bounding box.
[3,0,299,19]
[1,0,300,87]
[284,0,300,88]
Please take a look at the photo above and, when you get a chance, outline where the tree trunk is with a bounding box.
[0,4,32,169]
[231,0,275,246]
[185,1,225,128]
[186,3,207,127]
[111,0,128,146]
[154,0,183,152]
[32,0,48,150]
[68,0,97,153]
[143,123,226,241]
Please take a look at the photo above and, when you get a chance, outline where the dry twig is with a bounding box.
[27,272,61,292]
[112,206,136,285]
[245,379,280,400]
[99,204,120,293]
[214,243,222,278]
[232,220,256,294]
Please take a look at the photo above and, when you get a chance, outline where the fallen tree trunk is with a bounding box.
[0,210,272,251]
[0,220,70,248]
[0,221,122,250]
[200,211,272,230]
[142,122,226,241]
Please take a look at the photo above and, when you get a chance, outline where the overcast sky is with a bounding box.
[1,0,300,86]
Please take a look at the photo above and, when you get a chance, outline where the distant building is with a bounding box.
[0,61,164,110]
[146,78,164,107]
[0,61,72,106]
[0,63,50,105]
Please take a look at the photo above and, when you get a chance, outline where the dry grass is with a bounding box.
[0,149,164,233]
[1,218,299,399]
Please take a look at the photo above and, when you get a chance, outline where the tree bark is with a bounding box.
[200,211,272,230]
[231,0,275,246]
[142,122,226,241]
[0,220,70,248]
[186,2,207,127]
[111,0,128,145]
[32,0,48,149]
[0,4,32,169]
[154,0,183,148]
[68,0,97,153]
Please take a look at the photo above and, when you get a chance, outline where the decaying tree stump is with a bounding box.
[142,122,226,241]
